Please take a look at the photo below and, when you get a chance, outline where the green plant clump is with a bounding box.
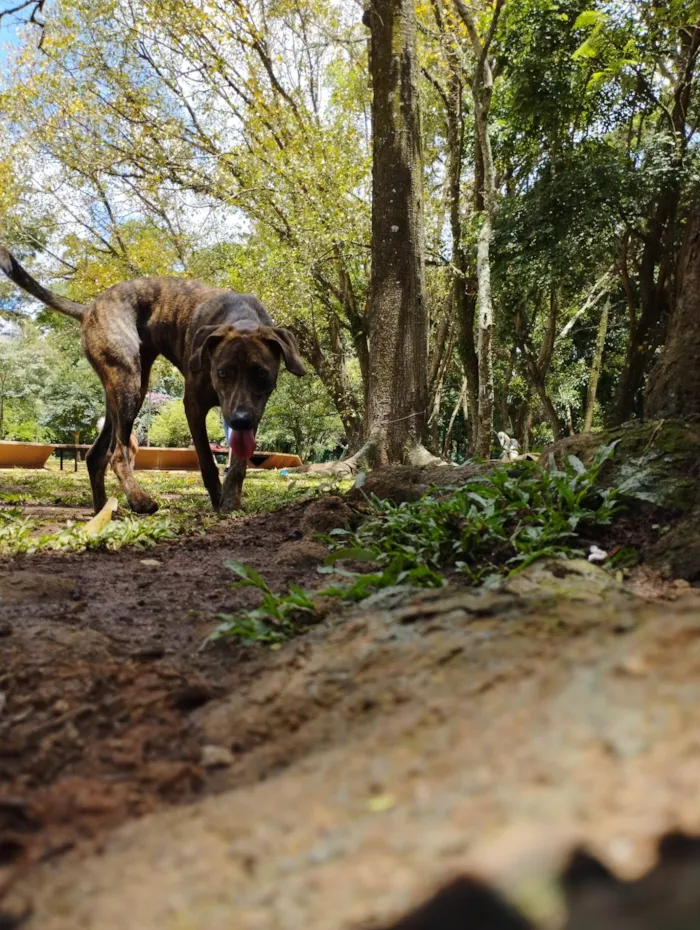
[342,443,621,583]
[0,509,175,554]
[210,444,622,644]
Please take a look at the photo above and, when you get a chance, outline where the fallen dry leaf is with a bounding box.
[83,498,119,537]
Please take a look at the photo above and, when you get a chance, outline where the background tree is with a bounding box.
[364,0,434,464]
[647,201,700,420]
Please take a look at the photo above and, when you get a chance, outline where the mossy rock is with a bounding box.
[546,420,700,580]
[546,420,700,512]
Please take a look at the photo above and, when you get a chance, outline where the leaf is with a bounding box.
[367,793,396,813]
[573,39,598,60]
[317,565,359,577]
[573,10,604,29]
[567,455,586,475]
[225,560,271,592]
[83,497,118,537]
[324,547,378,564]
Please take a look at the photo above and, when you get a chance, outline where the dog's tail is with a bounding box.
[0,246,85,320]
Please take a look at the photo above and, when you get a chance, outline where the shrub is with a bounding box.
[148,400,225,447]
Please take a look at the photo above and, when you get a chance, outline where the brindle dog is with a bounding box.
[0,247,305,514]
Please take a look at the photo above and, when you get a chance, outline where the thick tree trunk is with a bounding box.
[525,356,562,441]
[610,192,677,425]
[583,298,610,432]
[515,290,563,442]
[647,205,700,420]
[364,0,431,465]
[457,280,480,454]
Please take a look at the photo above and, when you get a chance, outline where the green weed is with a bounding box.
[335,443,621,583]
[210,444,623,645]
[208,560,317,644]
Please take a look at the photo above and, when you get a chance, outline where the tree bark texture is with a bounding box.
[454,0,505,458]
[365,0,429,464]
[646,205,700,421]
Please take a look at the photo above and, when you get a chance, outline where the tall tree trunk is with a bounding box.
[610,190,677,424]
[364,0,432,465]
[647,205,700,420]
[516,403,533,453]
[458,280,480,454]
[442,376,467,458]
[441,17,479,454]
[515,290,563,442]
[525,357,562,440]
[454,0,504,459]
[583,298,610,432]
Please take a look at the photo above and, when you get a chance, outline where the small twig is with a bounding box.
[642,419,665,458]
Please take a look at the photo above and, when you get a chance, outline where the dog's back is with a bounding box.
[83,277,271,373]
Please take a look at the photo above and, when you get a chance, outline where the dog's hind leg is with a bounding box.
[86,409,113,513]
[105,364,158,515]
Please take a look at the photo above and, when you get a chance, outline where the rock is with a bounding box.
[275,540,328,567]
[300,497,356,537]
[200,744,236,769]
[347,463,486,505]
[0,572,79,605]
[545,421,700,581]
[505,558,632,604]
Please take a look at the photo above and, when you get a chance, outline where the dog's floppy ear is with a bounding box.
[188,324,231,374]
[265,328,306,377]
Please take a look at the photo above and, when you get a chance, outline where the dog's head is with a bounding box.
[188,322,306,459]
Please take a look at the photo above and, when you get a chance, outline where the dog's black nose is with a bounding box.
[228,411,254,430]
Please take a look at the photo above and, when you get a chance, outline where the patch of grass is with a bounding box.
[0,462,350,555]
[210,444,623,645]
[0,507,175,554]
[207,554,443,645]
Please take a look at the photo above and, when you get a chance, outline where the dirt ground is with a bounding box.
[0,493,356,868]
[1,476,699,928]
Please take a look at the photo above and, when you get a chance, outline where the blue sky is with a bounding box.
[0,18,21,69]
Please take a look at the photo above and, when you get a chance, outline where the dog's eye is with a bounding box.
[217,368,229,380]
[251,366,273,391]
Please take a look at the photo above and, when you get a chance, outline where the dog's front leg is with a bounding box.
[220,457,247,513]
[184,393,221,511]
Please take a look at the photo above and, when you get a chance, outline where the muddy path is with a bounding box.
[1,484,700,929]
[0,496,353,870]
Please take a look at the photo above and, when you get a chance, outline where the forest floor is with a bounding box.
[1,461,699,929]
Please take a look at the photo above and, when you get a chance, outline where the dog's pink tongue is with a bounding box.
[229,429,256,460]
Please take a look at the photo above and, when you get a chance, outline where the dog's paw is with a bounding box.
[218,495,242,514]
[129,494,159,515]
